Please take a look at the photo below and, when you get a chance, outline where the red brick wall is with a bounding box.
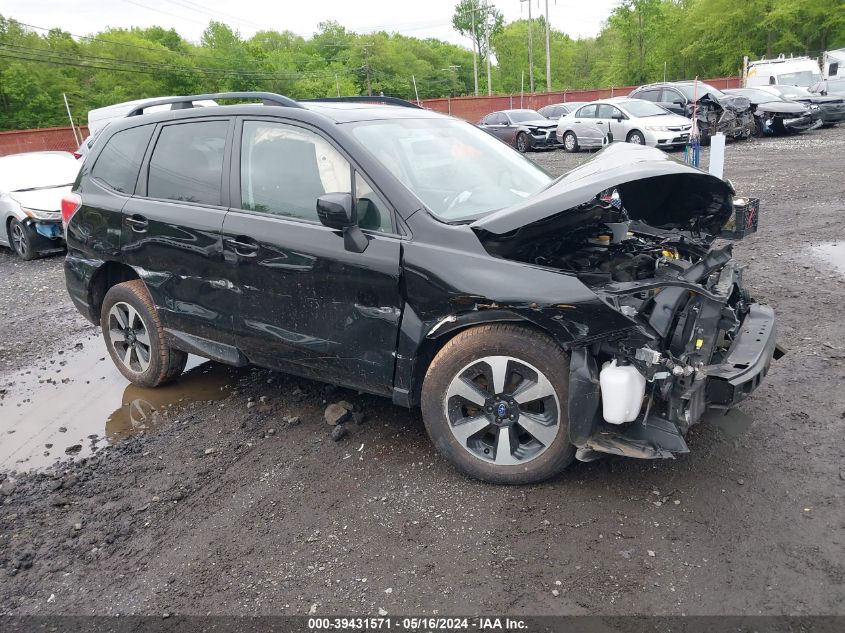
[0,126,89,157]
[421,76,742,122]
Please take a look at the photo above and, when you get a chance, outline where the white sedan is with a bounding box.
[556,98,693,152]
[0,151,80,260]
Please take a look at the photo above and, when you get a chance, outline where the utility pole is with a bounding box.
[363,44,373,96]
[520,0,534,93]
[470,3,479,96]
[544,0,551,92]
[484,0,492,95]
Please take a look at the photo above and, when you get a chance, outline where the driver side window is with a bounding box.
[240,120,351,222]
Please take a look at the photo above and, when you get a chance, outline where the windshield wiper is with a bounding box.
[11,183,74,193]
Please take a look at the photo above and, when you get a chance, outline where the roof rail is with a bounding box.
[125,92,303,117]
[302,96,422,109]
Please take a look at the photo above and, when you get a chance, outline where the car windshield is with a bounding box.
[771,85,811,98]
[676,82,723,100]
[777,70,821,87]
[506,110,543,122]
[622,100,668,117]
[348,117,552,222]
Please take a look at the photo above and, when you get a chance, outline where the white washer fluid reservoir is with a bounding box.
[599,360,647,424]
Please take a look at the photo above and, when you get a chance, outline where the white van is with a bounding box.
[86,97,217,136]
[746,55,822,88]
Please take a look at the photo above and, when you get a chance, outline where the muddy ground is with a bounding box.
[1,128,844,617]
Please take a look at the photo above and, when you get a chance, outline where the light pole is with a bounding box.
[520,0,534,93]
[544,0,551,92]
[483,0,492,95]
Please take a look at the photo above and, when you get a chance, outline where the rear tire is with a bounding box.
[9,219,37,261]
[563,131,579,153]
[100,280,187,388]
[421,324,575,484]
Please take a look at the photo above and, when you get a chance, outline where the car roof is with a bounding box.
[100,99,450,137]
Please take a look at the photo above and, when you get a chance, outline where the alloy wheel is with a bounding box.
[628,132,644,145]
[11,223,28,258]
[516,134,528,152]
[107,301,152,374]
[564,133,576,151]
[444,355,561,466]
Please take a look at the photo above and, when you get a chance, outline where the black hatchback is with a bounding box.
[63,92,780,484]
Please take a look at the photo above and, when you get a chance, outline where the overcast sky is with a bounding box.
[4,0,622,47]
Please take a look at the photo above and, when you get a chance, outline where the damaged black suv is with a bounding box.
[63,92,781,484]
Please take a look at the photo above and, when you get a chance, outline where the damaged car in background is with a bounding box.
[1,151,80,260]
[756,84,845,127]
[65,94,781,485]
[724,87,820,135]
[629,81,754,143]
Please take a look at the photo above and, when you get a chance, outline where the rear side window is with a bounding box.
[147,120,229,206]
[635,89,661,102]
[91,125,154,194]
[576,105,597,118]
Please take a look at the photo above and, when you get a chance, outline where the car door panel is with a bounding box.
[224,117,403,395]
[222,213,401,394]
[573,105,603,147]
[120,118,237,346]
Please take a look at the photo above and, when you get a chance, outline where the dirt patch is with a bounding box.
[1,128,844,616]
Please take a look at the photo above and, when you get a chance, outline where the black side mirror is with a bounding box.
[317,193,355,229]
[316,193,368,253]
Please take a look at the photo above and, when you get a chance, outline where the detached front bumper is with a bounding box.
[705,303,783,407]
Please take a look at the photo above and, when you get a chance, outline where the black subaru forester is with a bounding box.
[63,92,781,484]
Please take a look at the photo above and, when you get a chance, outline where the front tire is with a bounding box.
[9,219,37,261]
[563,131,579,153]
[101,280,187,388]
[421,324,575,484]
[626,130,645,145]
[515,132,529,153]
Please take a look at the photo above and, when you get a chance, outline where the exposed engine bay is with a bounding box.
[480,188,710,289]
[473,163,781,461]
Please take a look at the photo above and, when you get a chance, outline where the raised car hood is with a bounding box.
[9,186,72,213]
[703,93,751,112]
[472,143,733,235]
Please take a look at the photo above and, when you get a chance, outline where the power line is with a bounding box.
[0,46,364,81]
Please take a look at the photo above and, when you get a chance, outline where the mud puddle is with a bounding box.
[811,242,845,275]
[0,335,241,471]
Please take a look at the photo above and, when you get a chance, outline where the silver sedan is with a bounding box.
[0,151,80,260]
[556,98,692,152]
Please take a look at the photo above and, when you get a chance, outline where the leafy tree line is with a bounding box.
[491,0,844,93]
[1,0,843,130]
[0,16,476,130]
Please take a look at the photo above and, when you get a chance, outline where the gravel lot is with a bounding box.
[1,128,844,616]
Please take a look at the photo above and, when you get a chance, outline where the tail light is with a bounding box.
[61,193,82,230]
[73,152,82,159]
